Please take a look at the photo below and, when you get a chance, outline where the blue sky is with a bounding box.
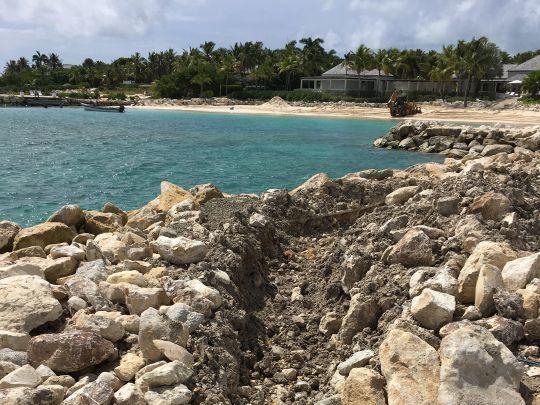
[0,0,539,66]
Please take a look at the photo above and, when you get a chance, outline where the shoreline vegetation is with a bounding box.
[0,120,539,403]
[2,37,540,107]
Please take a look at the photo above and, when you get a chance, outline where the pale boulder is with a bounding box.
[339,296,380,344]
[114,382,145,405]
[0,221,20,253]
[380,328,440,405]
[162,278,222,316]
[152,236,208,265]
[291,173,335,195]
[457,241,517,303]
[0,275,62,333]
[502,253,540,291]
[125,285,170,315]
[0,262,44,280]
[47,204,85,228]
[136,360,193,390]
[66,310,125,342]
[144,384,192,404]
[411,288,455,330]
[107,270,147,287]
[517,289,539,319]
[385,185,420,205]
[387,229,433,267]
[114,353,146,382]
[153,339,194,364]
[84,210,123,235]
[438,324,524,405]
[475,264,504,315]
[49,244,86,260]
[0,364,41,389]
[13,222,75,250]
[342,367,386,405]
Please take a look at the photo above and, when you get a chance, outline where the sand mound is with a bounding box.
[262,96,291,108]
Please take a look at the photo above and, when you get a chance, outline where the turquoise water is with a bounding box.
[0,107,442,226]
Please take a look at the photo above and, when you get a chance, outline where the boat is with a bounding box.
[83,104,125,113]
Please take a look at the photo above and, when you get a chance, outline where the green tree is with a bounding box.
[351,44,373,93]
[48,53,62,70]
[522,71,540,96]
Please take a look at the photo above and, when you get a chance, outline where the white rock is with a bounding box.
[0,262,44,280]
[107,270,147,287]
[0,276,62,333]
[0,364,41,389]
[49,244,86,260]
[153,339,194,364]
[249,213,268,227]
[152,236,208,265]
[337,349,375,376]
[0,330,30,351]
[502,253,540,291]
[438,324,524,404]
[411,288,455,330]
[475,264,504,315]
[144,383,192,404]
[385,186,420,205]
[136,360,193,390]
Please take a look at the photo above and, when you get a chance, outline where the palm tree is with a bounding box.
[32,51,49,71]
[48,53,62,70]
[299,37,326,76]
[200,41,216,61]
[130,52,147,83]
[278,53,301,90]
[455,37,502,106]
[373,49,389,96]
[4,60,18,75]
[218,53,236,96]
[16,57,30,71]
[351,45,373,94]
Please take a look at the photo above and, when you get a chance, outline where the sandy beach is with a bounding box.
[131,101,540,125]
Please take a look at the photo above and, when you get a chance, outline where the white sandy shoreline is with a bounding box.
[130,103,540,126]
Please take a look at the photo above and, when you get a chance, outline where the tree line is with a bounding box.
[2,37,539,102]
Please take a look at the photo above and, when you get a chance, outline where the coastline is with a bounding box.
[131,103,540,125]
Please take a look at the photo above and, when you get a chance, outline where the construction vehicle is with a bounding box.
[387,90,422,117]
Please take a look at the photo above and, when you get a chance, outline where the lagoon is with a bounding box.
[0,107,443,226]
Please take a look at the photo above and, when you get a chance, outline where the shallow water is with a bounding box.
[0,107,443,226]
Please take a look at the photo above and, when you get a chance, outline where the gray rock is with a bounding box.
[337,349,375,376]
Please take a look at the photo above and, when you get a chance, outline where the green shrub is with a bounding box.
[522,71,540,96]
[108,91,126,100]
[202,90,214,98]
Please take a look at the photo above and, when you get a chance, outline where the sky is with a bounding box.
[0,0,539,66]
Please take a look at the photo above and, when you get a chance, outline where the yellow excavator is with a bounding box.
[387,90,422,117]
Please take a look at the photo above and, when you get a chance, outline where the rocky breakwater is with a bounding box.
[374,120,540,159]
[0,146,539,404]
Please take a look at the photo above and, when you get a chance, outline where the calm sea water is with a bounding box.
[0,107,442,226]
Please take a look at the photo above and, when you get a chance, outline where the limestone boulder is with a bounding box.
[13,222,75,250]
[438,324,524,405]
[0,262,44,280]
[125,285,170,315]
[0,365,41,389]
[339,296,380,344]
[385,185,420,205]
[291,173,335,195]
[162,278,222,316]
[114,353,146,382]
[409,266,458,297]
[152,236,208,265]
[19,256,78,282]
[107,270,147,287]
[47,204,85,229]
[517,289,539,319]
[49,244,85,261]
[139,307,189,361]
[475,315,524,347]
[27,332,115,373]
[146,181,194,213]
[0,221,20,253]
[387,229,433,267]
[66,310,125,342]
[153,340,194,363]
[92,233,128,264]
[380,328,440,405]
[102,202,128,225]
[475,264,504,315]
[190,183,223,205]
[457,241,517,303]
[502,253,540,291]
[84,211,123,235]
[0,275,62,333]
[114,382,145,405]
[337,350,375,376]
[136,360,192,390]
[62,372,119,405]
[481,144,513,156]
[144,384,192,404]
[411,288,455,330]
[469,192,511,221]
[342,368,386,405]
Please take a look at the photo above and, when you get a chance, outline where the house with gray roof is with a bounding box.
[300,63,393,95]
[507,55,540,82]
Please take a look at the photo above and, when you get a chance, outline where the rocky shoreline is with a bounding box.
[374,121,540,158]
[0,123,539,404]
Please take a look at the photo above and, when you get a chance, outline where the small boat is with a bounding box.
[83,104,125,113]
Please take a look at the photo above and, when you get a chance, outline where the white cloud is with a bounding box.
[322,0,335,11]
[0,0,204,38]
